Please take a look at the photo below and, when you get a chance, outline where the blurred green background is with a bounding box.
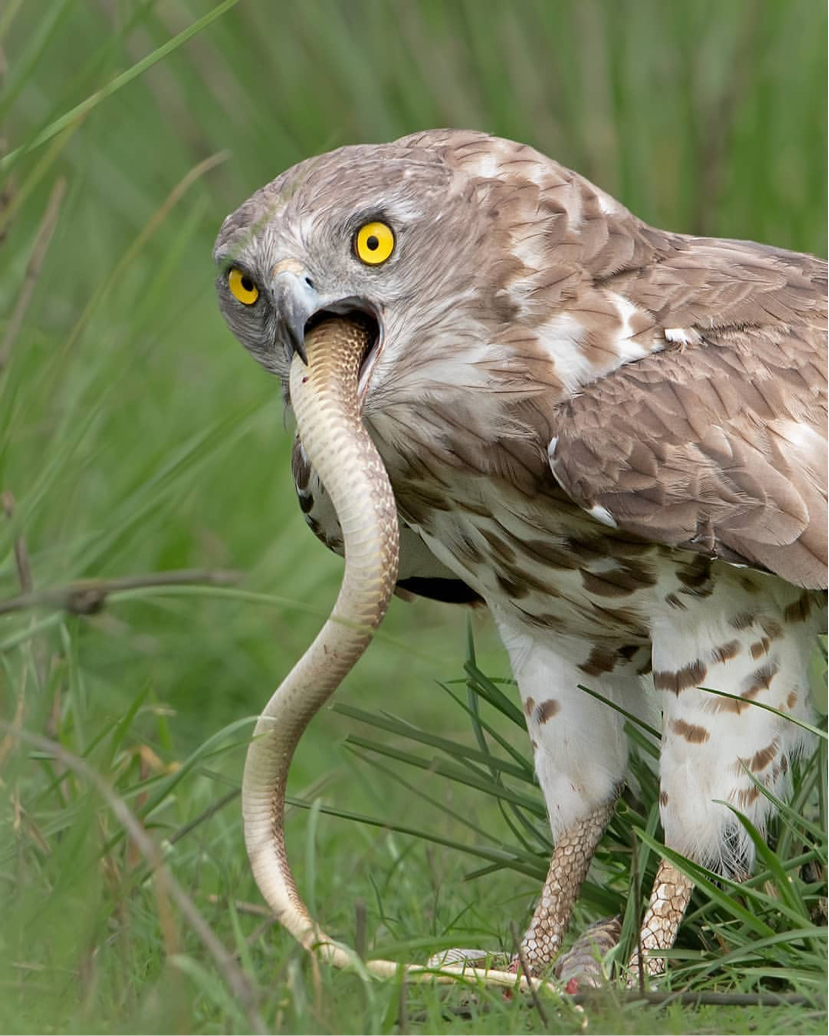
[0,1,826,1033]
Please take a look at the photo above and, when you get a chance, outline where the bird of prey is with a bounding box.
[214,129,827,980]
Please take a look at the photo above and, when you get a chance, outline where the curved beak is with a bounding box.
[271,261,384,392]
[272,261,319,365]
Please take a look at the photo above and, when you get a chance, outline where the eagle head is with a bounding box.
[212,130,590,414]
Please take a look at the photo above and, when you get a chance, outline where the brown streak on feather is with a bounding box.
[748,739,779,773]
[711,640,741,664]
[784,592,815,623]
[759,618,784,640]
[521,537,579,570]
[671,719,710,744]
[749,638,771,659]
[534,699,560,724]
[746,661,780,694]
[736,786,761,808]
[718,660,782,713]
[579,645,620,676]
[729,611,757,630]
[478,526,516,563]
[676,557,714,595]
[496,574,529,599]
[580,559,657,597]
[654,660,708,694]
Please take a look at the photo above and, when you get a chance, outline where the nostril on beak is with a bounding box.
[304,276,315,290]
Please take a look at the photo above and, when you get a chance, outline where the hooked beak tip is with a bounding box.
[283,321,308,366]
[273,264,316,367]
[284,315,308,364]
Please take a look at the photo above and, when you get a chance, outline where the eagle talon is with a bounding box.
[553,916,622,989]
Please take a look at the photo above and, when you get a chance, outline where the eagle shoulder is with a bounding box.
[546,238,827,589]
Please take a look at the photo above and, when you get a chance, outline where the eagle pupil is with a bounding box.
[241,275,254,292]
[366,235,379,250]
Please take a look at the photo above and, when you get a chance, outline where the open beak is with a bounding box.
[272,263,383,395]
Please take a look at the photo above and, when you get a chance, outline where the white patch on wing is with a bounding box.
[773,419,825,457]
[466,152,502,179]
[588,504,618,528]
[507,227,549,321]
[664,327,702,346]
[536,313,592,392]
[586,556,625,574]
[509,228,547,273]
[595,187,622,215]
[770,418,827,491]
[610,293,657,361]
[522,162,558,190]
[566,180,583,228]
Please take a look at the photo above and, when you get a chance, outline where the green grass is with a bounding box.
[0,1,826,1033]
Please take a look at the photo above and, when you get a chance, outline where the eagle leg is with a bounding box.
[518,795,618,973]
[627,858,695,981]
[497,624,646,978]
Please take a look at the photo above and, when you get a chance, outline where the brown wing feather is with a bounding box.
[549,240,827,590]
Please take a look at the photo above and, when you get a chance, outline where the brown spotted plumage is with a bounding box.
[215,129,827,984]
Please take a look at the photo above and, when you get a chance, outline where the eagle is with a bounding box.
[214,129,827,981]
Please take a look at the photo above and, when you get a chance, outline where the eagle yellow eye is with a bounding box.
[355,221,394,265]
[228,267,259,305]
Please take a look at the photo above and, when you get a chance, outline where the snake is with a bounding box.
[240,315,600,995]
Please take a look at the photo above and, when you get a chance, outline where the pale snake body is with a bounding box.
[241,315,611,993]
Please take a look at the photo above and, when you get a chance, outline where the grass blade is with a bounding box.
[1,0,240,171]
